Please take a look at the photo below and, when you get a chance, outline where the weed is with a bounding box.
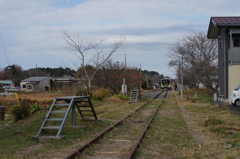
[226,156,236,159]
[76,88,88,96]
[226,142,240,148]
[30,104,42,114]
[209,126,226,134]
[91,87,111,100]
[10,100,31,122]
[112,94,129,100]
[203,117,225,127]
[234,133,240,140]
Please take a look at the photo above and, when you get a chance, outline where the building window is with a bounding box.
[27,85,32,89]
[23,85,26,88]
[233,39,240,47]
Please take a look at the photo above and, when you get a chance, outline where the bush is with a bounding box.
[203,117,225,127]
[113,94,129,100]
[11,99,31,122]
[91,88,111,100]
[76,89,88,96]
[30,104,42,114]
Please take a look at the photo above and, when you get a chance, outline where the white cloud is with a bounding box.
[1,0,240,77]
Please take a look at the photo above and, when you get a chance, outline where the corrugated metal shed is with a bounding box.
[207,16,240,38]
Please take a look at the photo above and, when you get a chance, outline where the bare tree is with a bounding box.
[61,29,125,95]
[94,59,124,94]
[94,59,142,94]
[167,32,218,93]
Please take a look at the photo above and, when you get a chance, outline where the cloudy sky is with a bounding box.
[0,0,240,78]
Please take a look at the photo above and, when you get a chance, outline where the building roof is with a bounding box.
[207,16,240,38]
[55,75,79,81]
[0,80,13,84]
[25,82,38,85]
[21,76,49,82]
[50,76,61,80]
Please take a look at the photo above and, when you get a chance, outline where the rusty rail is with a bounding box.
[64,90,165,159]
[126,90,168,159]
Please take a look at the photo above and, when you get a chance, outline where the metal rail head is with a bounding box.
[64,90,166,159]
[126,90,168,159]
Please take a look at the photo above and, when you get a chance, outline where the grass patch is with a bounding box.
[135,92,193,158]
[180,89,240,158]
[0,92,148,158]
[203,116,225,127]
[2,89,240,158]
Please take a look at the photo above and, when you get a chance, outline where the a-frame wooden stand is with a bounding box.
[34,96,99,141]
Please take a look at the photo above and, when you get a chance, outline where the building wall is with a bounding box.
[20,81,37,92]
[20,77,50,92]
[39,78,50,91]
[218,28,226,95]
[228,65,240,102]
[218,28,229,98]
[231,47,240,63]
[225,29,230,98]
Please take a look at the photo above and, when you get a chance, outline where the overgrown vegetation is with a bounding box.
[10,99,31,122]
[1,88,240,158]
[91,87,111,100]
[181,89,240,158]
[0,91,145,158]
[112,94,129,100]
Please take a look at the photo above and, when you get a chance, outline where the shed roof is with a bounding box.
[0,80,13,84]
[25,82,38,85]
[21,77,49,82]
[55,75,78,81]
[207,17,240,38]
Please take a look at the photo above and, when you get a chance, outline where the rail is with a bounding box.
[64,90,167,159]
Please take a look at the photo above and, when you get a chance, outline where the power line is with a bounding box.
[0,31,9,66]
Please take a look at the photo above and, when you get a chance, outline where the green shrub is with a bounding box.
[30,104,42,114]
[113,94,129,100]
[41,100,53,104]
[91,88,111,100]
[11,100,31,122]
[76,89,88,96]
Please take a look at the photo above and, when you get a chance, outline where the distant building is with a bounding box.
[20,77,50,92]
[54,75,79,85]
[207,16,240,102]
[20,75,80,92]
[0,80,14,88]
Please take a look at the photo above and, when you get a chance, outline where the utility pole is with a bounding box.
[140,64,141,89]
[178,60,180,86]
[36,64,37,76]
[146,74,148,87]
[122,53,127,96]
[181,57,183,99]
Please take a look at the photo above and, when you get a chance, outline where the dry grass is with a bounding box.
[0,91,65,102]
[176,90,240,158]
[2,89,240,158]
[103,96,123,103]
[0,91,66,114]
[19,91,66,101]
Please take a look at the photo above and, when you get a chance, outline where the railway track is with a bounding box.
[64,90,168,159]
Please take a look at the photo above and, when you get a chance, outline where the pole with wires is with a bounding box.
[0,31,9,66]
